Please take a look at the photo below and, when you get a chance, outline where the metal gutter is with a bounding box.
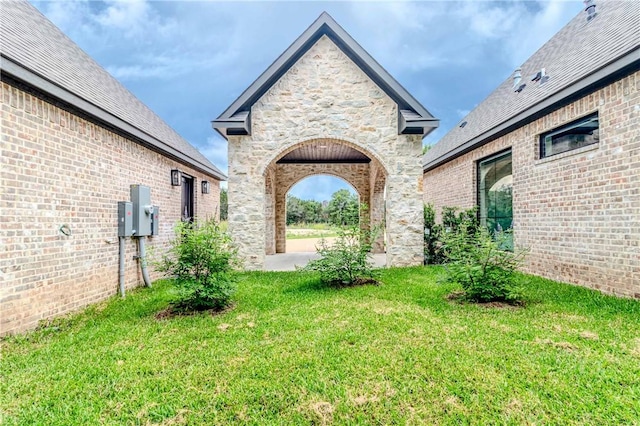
[423,48,640,172]
[1,56,226,180]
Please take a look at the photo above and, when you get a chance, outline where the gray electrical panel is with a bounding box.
[130,184,153,236]
[151,206,159,236]
[117,201,133,237]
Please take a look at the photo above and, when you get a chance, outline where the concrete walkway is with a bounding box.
[265,252,386,271]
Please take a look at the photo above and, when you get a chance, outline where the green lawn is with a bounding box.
[286,223,339,240]
[2,267,639,425]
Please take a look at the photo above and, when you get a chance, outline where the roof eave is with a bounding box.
[2,56,227,181]
[423,47,640,172]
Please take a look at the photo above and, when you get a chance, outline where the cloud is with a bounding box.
[201,136,229,176]
[289,176,356,202]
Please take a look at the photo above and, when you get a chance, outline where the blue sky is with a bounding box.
[33,0,583,201]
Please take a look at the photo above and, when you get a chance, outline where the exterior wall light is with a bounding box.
[201,180,210,194]
[171,169,181,186]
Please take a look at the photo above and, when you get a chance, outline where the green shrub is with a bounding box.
[424,205,479,265]
[442,224,527,303]
[423,204,443,265]
[156,219,239,311]
[303,206,378,286]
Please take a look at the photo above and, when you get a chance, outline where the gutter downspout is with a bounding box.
[137,237,152,288]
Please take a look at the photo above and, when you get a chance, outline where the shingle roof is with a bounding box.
[0,0,225,180]
[423,0,640,171]
[213,12,439,139]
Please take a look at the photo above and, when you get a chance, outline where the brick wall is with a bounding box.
[423,70,639,298]
[1,81,221,335]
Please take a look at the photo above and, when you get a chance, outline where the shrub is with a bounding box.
[303,206,378,286]
[423,204,443,265]
[441,224,527,303]
[156,219,239,311]
[424,205,479,265]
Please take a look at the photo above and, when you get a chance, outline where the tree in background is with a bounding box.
[285,189,359,227]
[219,188,228,221]
[326,189,359,227]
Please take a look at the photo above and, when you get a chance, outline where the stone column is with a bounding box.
[384,135,424,266]
[370,175,386,254]
[228,136,266,270]
[264,167,276,255]
[275,186,286,253]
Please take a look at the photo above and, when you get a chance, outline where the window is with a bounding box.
[181,175,194,222]
[540,112,599,158]
[478,150,513,240]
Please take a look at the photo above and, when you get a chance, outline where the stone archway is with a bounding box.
[213,13,438,270]
[263,138,387,255]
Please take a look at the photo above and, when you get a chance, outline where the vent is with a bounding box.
[584,0,597,21]
[531,68,548,84]
[515,83,526,93]
[459,121,467,128]
[512,68,522,89]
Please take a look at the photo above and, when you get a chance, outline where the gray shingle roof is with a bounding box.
[423,0,640,171]
[0,0,225,180]
[213,12,439,139]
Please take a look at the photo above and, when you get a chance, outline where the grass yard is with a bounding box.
[286,223,339,240]
[2,267,639,425]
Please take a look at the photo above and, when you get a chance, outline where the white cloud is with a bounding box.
[289,176,355,202]
[201,136,229,176]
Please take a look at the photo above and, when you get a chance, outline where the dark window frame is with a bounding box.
[539,112,599,159]
[181,174,195,223]
[476,148,513,234]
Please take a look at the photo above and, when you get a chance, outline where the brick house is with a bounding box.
[423,1,639,298]
[1,1,226,335]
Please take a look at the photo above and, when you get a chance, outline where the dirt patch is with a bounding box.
[534,338,577,351]
[579,331,599,340]
[307,401,334,425]
[446,291,522,309]
[154,303,235,320]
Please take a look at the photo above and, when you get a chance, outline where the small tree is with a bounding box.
[303,204,378,286]
[442,224,527,303]
[156,219,239,311]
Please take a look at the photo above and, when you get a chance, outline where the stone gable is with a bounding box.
[227,35,424,269]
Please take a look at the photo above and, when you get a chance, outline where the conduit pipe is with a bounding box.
[137,237,152,288]
[119,237,126,297]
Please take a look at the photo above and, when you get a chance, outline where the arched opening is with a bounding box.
[285,175,359,253]
[263,138,388,257]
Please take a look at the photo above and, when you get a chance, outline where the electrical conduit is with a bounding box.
[137,237,152,288]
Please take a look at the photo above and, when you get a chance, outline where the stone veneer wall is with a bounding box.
[423,70,639,298]
[228,35,424,269]
[1,81,220,335]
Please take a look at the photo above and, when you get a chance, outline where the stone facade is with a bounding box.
[228,35,424,269]
[1,81,221,334]
[423,70,640,298]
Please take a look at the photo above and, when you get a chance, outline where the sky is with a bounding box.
[32,0,584,202]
